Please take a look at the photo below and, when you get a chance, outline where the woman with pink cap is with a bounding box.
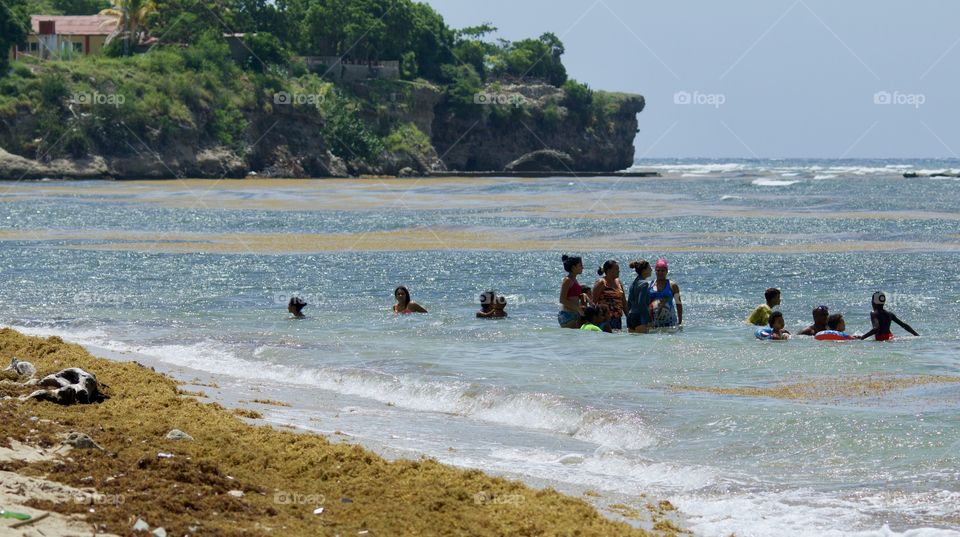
[649,258,682,328]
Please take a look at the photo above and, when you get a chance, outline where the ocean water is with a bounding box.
[1,159,959,536]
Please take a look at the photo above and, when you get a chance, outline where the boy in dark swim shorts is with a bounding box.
[859,292,919,341]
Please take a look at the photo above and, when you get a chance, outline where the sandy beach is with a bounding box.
[0,328,686,536]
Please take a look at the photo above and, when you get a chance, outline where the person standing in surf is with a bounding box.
[558,255,584,328]
[747,288,781,326]
[649,259,683,328]
[859,291,918,341]
[393,286,428,314]
[592,260,627,331]
[626,260,653,333]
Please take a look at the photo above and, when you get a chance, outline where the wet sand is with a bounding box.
[0,228,957,254]
[3,178,960,221]
[671,374,960,401]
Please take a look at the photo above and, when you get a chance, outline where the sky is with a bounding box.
[422,0,960,159]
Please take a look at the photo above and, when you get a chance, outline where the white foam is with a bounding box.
[752,178,799,187]
[484,446,719,493]
[814,174,838,180]
[10,326,656,451]
[632,163,750,175]
[676,489,960,537]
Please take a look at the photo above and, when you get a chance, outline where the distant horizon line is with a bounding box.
[633,157,960,161]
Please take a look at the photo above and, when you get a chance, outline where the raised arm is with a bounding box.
[408,302,428,313]
[891,313,919,336]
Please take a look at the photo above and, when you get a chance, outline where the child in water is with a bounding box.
[477,291,508,319]
[579,306,604,332]
[288,297,307,319]
[747,288,781,326]
[815,313,858,340]
[859,291,918,341]
[755,311,790,340]
[798,305,829,336]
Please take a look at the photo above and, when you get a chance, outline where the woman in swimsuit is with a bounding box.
[592,260,627,331]
[558,255,584,328]
[649,259,683,328]
[625,260,672,333]
[393,286,428,314]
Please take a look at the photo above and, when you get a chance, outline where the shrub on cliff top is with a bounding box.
[562,79,594,124]
[384,122,430,158]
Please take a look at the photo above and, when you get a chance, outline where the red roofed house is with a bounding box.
[9,15,118,61]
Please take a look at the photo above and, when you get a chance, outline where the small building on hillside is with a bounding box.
[300,56,400,82]
[8,15,118,61]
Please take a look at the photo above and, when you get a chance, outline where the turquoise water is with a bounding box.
[1,159,959,536]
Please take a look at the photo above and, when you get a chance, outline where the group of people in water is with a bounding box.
[748,287,919,341]
[288,257,918,342]
[558,255,681,333]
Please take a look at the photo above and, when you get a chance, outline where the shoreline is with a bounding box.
[0,170,662,182]
[0,327,687,536]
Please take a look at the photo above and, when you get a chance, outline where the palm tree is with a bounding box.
[99,0,157,47]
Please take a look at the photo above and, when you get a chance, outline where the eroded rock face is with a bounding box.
[505,150,574,172]
[23,368,103,405]
[0,81,643,178]
[433,88,645,173]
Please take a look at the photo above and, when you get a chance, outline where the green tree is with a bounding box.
[149,0,223,45]
[55,0,111,14]
[1,0,30,75]
[300,0,452,79]
[492,32,566,86]
[99,0,158,49]
[441,63,482,117]
[243,32,290,72]
[452,23,496,81]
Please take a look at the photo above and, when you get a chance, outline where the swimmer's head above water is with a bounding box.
[288,296,307,318]
[827,313,846,332]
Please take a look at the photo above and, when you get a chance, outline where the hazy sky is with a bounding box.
[422,0,960,159]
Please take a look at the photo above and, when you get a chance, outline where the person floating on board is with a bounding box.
[393,286,428,314]
[756,311,790,340]
[747,287,781,326]
[859,291,918,341]
[288,297,308,319]
[815,313,859,340]
[798,305,829,336]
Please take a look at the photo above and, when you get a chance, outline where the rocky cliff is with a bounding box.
[0,81,643,180]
